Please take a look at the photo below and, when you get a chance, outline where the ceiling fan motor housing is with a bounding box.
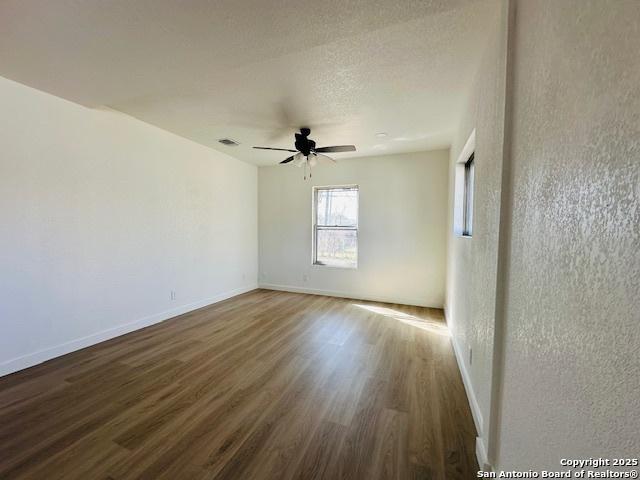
[294,128,315,156]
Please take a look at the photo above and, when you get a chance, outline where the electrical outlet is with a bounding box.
[170,290,176,301]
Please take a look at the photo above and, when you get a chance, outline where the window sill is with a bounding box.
[312,262,358,270]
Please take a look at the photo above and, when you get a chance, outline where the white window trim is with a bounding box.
[454,129,476,238]
[311,184,359,269]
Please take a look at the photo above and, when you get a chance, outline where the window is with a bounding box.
[454,129,475,237]
[462,153,475,236]
[313,186,358,268]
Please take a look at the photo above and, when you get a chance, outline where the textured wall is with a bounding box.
[446,0,507,455]
[496,0,640,468]
[259,151,449,307]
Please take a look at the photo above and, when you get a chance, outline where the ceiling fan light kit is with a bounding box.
[253,128,356,179]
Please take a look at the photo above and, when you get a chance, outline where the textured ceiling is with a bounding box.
[0,0,499,165]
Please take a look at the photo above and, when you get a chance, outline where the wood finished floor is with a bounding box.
[0,289,477,480]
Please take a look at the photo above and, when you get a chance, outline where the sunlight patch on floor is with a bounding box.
[352,304,450,337]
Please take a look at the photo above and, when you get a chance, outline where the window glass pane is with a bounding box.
[463,155,474,236]
[316,188,358,227]
[315,229,357,268]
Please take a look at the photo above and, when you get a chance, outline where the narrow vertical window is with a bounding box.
[313,186,358,268]
[462,153,474,237]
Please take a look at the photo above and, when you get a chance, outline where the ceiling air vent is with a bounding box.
[218,138,240,146]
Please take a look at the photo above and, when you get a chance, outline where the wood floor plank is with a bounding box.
[369,408,410,480]
[0,289,477,479]
[292,420,348,480]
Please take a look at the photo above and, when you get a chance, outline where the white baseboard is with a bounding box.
[258,283,441,309]
[0,284,257,377]
[476,436,490,471]
[449,331,488,470]
[450,333,484,435]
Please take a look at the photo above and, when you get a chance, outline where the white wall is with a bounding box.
[0,76,258,376]
[259,151,448,308]
[494,0,640,469]
[446,0,508,464]
[448,0,640,470]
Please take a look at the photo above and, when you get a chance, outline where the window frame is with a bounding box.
[462,153,475,237]
[312,185,359,269]
[454,129,475,238]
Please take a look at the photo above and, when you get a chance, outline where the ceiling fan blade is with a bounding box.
[315,153,336,164]
[315,145,356,153]
[280,156,295,164]
[254,146,297,152]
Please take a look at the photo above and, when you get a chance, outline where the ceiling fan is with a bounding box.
[253,128,356,178]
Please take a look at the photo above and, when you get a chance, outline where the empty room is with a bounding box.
[0,0,638,479]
